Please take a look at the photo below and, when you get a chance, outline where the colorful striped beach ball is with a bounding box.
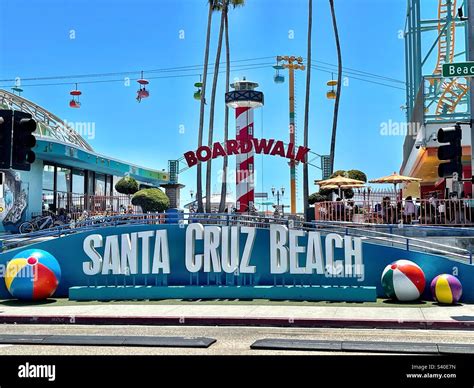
[5,249,61,300]
[381,260,426,301]
[431,274,462,305]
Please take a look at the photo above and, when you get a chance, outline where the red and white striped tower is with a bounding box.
[225,78,264,213]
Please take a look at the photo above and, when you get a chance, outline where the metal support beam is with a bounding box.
[469,0,474,192]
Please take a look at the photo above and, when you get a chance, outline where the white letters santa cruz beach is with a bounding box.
[82,224,364,278]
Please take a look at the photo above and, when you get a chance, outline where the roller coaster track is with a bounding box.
[433,0,457,76]
[435,77,468,115]
[432,0,469,118]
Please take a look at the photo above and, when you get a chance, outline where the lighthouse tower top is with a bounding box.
[230,77,259,91]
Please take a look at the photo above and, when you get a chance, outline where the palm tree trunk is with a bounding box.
[197,3,214,213]
[303,0,312,218]
[219,4,230,213]
[329,0,342,175]
[205,4,226,213]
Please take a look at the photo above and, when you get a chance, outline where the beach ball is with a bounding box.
[381,260,426,301]
[431,274,462,305]
[5,249,61,300]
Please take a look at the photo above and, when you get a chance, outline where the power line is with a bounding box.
[308,59,405,84]
[0,56,277,83]
[0,59,406,92]
[0,64,273,88]
[1,55,404,88]
[311,65,406,91]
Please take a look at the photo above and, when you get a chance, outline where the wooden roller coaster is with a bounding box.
[433,0,469,118]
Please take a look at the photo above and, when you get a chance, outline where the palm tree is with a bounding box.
[302,0,313,217]
[205,0,226,213]
[196,1,218,213]
[219,0,245,213]
[329,0,342,175]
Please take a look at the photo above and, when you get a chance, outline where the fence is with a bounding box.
[45,193,140,220]
[314,198,474,226]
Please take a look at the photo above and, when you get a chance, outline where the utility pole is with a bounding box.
[278,56,305,215]
[468,0,474,193]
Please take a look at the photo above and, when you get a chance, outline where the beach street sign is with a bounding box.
[442,62,474,78]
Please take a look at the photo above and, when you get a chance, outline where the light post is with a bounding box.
[271,186,286,216]
[189,189,196,212]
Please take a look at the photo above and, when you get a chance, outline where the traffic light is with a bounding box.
[0,110,13,169]
[437,123,462,178]
[11,111,36,171]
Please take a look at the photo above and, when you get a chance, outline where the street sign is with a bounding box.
[442,62,474,78]
[321,155,331,180]
[255,192,268,199]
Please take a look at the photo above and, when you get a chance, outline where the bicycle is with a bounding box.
[18,213,65,234]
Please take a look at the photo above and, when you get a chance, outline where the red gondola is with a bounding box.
[136,71,150,102]
[69,84,82,108]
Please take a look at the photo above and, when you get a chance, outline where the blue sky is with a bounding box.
[0,0,410,210]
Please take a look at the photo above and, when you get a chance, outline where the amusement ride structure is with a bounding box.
[405,0,470,124]
[401,0,472,193]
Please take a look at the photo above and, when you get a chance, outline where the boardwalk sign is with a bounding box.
[183,138,310,167]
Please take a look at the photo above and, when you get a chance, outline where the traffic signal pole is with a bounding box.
[469,0,474,193]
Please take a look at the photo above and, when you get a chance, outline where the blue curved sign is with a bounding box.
[0,223,472,302]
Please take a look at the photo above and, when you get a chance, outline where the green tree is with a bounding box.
[114,176,139,195]
[329,0,342,175]
[330,169,347,178]
[347,169,367,182]
[308,192,328,205]
[219,0,245,213]
[302,0,313,217]
[132,188,170,213]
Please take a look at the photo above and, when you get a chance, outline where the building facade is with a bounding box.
[0,89,180,232]
[400,0,472,198]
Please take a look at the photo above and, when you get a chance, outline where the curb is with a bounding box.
[0,315,473,330]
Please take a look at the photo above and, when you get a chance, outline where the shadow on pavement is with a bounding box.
[382,299,428,306]
[450,315,474,321]
[0,299,57,307]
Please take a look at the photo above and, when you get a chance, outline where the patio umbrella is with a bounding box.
[369,172,422,199]
[315,175,365,198]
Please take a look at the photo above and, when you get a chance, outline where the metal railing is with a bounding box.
[314,198,474,227]
[0,212,471,264]
[42,192,140,220]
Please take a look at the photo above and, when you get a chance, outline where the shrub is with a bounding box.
[347,169,367,183]
[132,188,170,213]
[308,192,329,205]
[115,176,139,195]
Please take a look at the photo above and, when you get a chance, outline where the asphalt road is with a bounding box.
[0,324,473,355]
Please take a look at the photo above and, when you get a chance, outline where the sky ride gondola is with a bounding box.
[136,71,150,103]
[326,78,337,100]
[273,63,285,84]
[194,75,203,100]
[69,84,82,108]
[11,86,23,96]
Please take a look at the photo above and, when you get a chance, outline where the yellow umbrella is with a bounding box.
[369,172,422,197]
[315,175,365,198]
[315,175,365,187]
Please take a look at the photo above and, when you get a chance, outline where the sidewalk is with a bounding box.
[0,302,474,329]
